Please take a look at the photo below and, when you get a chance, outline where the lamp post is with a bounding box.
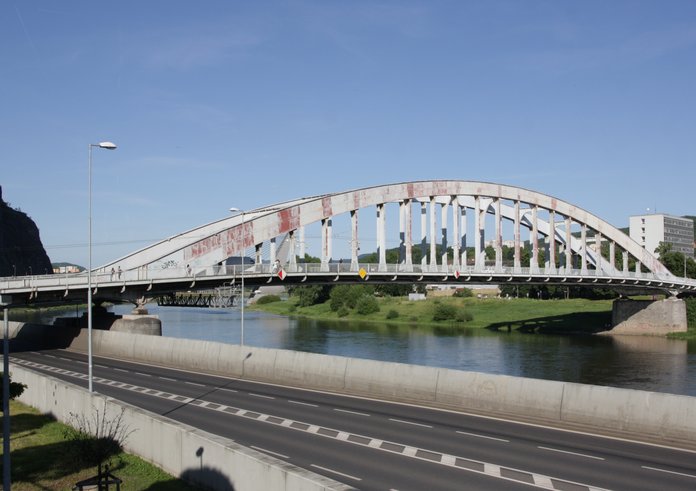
[229,208,245,345]
[88,141,117,392]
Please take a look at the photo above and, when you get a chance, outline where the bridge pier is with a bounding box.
[609,297,687,335]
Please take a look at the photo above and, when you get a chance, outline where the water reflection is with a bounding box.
[9,304,696,397]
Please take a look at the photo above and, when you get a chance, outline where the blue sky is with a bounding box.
[2,1,696,267]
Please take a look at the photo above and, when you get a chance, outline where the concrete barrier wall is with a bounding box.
[9,323,696,449]
[68,328,696,449]
[11,364,354,491]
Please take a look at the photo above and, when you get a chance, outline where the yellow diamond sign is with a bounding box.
[358,267,367,279]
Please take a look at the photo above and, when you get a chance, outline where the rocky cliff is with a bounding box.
[0,186,53,276]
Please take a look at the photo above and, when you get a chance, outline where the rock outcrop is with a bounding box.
[0,185,53,276]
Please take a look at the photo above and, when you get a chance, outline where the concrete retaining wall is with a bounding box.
[8,322,696,451]
[65,328,696,449]
[11,364,354,491]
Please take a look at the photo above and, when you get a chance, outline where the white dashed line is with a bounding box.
[251,446,290,459]
[288,400,318,407]
[389,418,432,428]
[218,387,238,393]
[159,377,176,382]
[334,408,370,417]
[456,430,509,443]
[185,381,205,387]
[135,372,151,377]
[538,446,605,460]
[13,357,613,491]
[114,368,128,372]
[249,393,275,400]
[311,464,362,481]
[642,466,696,479]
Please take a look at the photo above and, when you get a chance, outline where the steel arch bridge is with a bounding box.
[2,180,695,305]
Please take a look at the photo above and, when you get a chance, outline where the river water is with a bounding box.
[11,304,696,397]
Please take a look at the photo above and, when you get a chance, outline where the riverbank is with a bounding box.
[250,295,615,334]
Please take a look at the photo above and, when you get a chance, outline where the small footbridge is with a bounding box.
[2,180,695,306]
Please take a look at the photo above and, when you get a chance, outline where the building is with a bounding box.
[629,213,694,258]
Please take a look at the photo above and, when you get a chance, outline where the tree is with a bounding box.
[64,405,134,484]
[654,242,696,278]
[290,285,331,307]
[0,373,26,406]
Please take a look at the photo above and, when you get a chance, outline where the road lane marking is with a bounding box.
[218,387,238,393]
[288,400,318,407]
[251,446,289,459]
[249,393,275,400]
[14,357,613,491]
[135,372,151,377]
[114,368,128,372]
[642,466,696,479]
[159,377,176,382]
[185,381,205,387]
[310,464,362,481]
[334,408,370,417]
[389,418,432,428]
[538,446,604,460]
[456,430,509,443]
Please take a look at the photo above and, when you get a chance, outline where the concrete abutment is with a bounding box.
[610,297,687,335]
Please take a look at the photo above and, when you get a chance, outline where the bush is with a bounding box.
[287,304,297,313]
[686,298,696,328]
[455,308,473,323]
[256,295,280,305]
[330,285,351,311]
[346,285,374,309]
[453,288,473,298]
[433,303,457,321]
[292,285,331,307]
[386,309,399,320]
[337,306,350,318]
[355,295,380,315]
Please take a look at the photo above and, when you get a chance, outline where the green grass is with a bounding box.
[251,295,614,333]
[1,400,201,490]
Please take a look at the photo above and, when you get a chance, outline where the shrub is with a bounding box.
[455,308,473,323]
[293,285,331,307]
[386,309,399,320]
[433,303,457,321]
[355,295,380,315]
[337,306,350,318]
[453,288,473,298]
[256,295,280,305]
[686,297,696,328]
[287,304,297,313]
[346,285,374,309]
[330,285,351,311]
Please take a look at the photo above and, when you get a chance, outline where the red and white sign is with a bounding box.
[277,269,286,280]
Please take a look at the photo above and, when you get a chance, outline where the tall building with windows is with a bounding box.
[629,213,694,258]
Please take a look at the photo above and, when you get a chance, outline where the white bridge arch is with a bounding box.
[4,180,696,305]
[99,180,688,289]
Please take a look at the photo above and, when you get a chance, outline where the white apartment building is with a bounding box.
[629,213,694,258]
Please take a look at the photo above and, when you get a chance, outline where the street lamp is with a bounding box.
[229,208,245,345]
[88,141,117,393]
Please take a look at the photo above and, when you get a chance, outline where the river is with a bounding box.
[10,304,696,397]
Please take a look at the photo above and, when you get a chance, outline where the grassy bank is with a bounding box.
[251,296,614,333]
[1,400,200,490]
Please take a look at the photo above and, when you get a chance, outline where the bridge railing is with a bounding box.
[2,263,696,294]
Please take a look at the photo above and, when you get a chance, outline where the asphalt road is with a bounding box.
[10,349,696,491]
